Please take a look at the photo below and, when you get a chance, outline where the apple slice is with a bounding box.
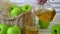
[7,25,21,34]
[22,4,32,12]
[0,24,9,34]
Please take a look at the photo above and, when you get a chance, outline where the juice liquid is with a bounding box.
[24,26,38,34]
[21,11,39,34]
[35,8,56,22]
[23,11,34,26]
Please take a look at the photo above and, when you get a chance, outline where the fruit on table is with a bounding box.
[9,7,22,17]
[51,24,60,34]
[22,4,32,12]
[0,24,9,34]
[7,25,21,34]
[11,4,20,10]
[39,19,50,29]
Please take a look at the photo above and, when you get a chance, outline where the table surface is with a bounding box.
[39,29,51,34]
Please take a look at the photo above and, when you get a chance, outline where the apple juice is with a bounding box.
[21,10,39,34]
[22,11,34,26]
[35,8,56,28]
[24,26,38,34]
[35,8,56,22]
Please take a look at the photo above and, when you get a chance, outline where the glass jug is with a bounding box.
[21,8,39,34]
[34,0,56,29]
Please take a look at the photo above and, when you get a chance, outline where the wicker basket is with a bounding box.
[0,0,24,29]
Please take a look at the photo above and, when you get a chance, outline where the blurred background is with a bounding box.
[0,0,60,34]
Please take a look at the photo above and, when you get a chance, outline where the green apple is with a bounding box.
[39,19,50,29]
[22,4,32,12]
[51,24,60,34]
[9,7,22,17]
[11,4,20,10]
[7,25,21,34]
[0,24,9,34]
